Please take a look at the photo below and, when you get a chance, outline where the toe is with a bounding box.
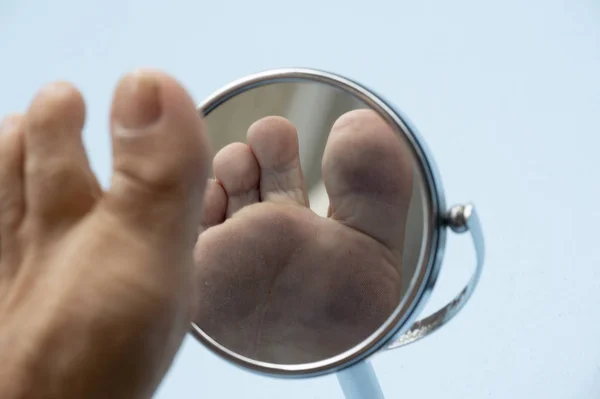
[0,114,25,267]
[322,109,414,252]
[213,142,259,217]
[105,70,210,240]
[247,116,308,206]
[199,179,227,232]
[24,82,101,225]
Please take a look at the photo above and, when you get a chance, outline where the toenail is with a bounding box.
[38,82,76,97]
[0,115,21,135]
[113,71,162,131]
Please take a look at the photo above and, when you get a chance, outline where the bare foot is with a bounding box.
[0,71,210,399]
[194,110,414,364]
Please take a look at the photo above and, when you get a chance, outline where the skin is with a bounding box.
[194,111,414,363]
[0,70,210,399]
[0,70,414,398]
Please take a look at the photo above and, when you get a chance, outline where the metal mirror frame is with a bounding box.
[190,68,484,378]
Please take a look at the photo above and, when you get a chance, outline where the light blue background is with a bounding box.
[1,1,599,398]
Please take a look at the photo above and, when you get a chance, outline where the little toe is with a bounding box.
[322,109,414,252]
[0,114,25,267]
[106,69,210,243]
[247,116,308,206]
[213,142,259,217]
[199,179,227,232]
[24,82,101,225]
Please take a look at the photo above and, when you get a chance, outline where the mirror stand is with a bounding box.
[386,203,485,349]
[336,361,385,399]
[336,203,484,399]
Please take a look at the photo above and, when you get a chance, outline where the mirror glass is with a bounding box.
[193,79,429,365]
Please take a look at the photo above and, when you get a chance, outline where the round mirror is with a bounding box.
[191,69,483,378]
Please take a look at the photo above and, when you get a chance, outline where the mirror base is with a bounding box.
[337,360,385,399]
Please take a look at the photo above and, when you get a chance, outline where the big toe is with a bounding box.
[105,70,211,240]
[322,109,414,251]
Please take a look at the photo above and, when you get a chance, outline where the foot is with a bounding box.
[0,70,210,399]
[194,109,414,364]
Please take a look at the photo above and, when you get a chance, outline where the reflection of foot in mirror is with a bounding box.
[194,109,414,364]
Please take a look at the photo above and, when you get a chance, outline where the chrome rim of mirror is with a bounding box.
[190,68,485,378]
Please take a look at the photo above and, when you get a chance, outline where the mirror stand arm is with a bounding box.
[386,203,485,349]
[336,360,386,399]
